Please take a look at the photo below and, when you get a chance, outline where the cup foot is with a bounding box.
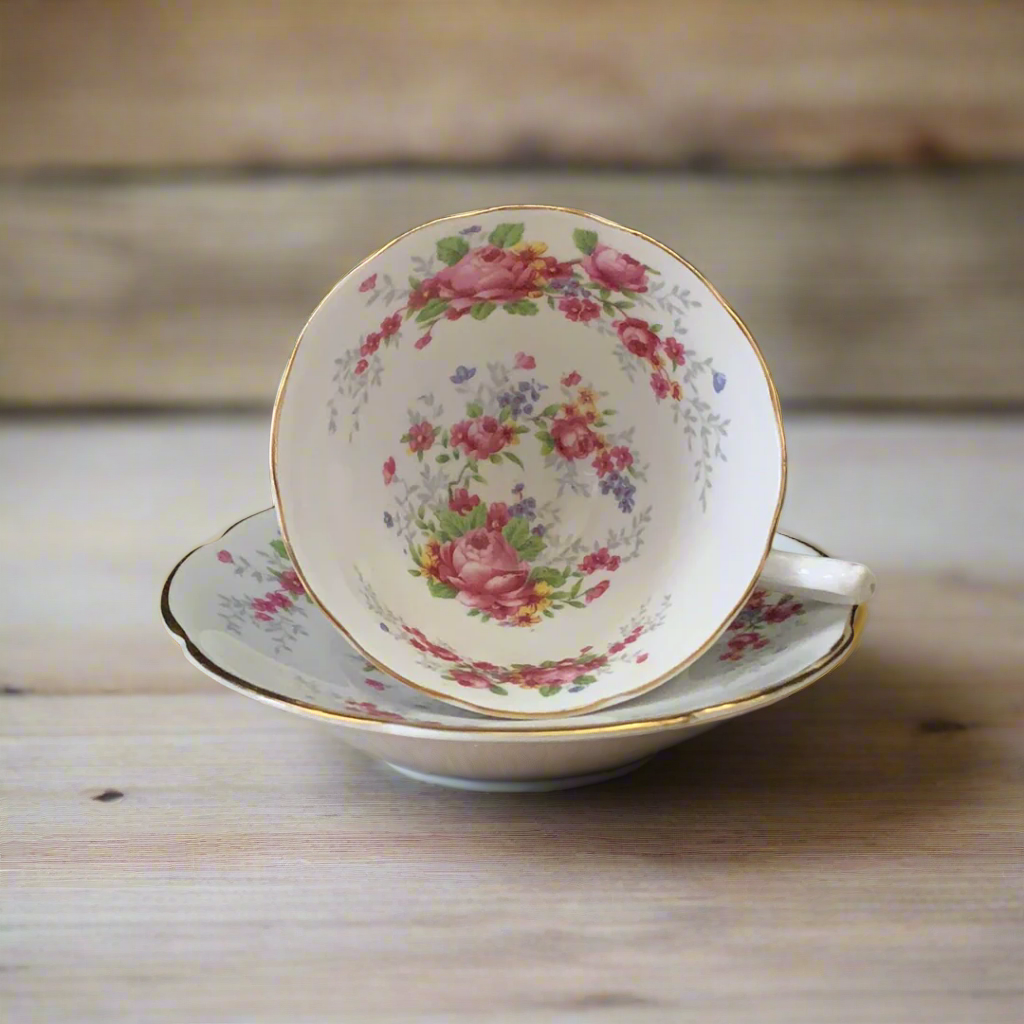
[383,755,656,792]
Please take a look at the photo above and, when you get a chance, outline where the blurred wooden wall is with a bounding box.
[2,0,1022,408]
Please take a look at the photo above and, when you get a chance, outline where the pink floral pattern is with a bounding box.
[719,591,806,661]
[387,358,644,627]
[327,221,728,512]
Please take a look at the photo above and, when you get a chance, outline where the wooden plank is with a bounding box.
[2,171,1024,407]
[1,1,1022,170]
[3,414,1023,1023]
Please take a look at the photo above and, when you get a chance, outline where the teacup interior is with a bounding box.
[274,207,783,713]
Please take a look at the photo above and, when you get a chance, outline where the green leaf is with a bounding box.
[616,301,635,310]
[438,510,472,538]
[502,299,539,316]
[502,516,532,551]
[488,684,508,695]
[466,503,487,529]
[436,454,450,463]
[472,474,486,484]
[416,450,424,462]
[598,287,611,300]
[426,579,458,599]
[488,222,524,248]
[408,276,422,290]
[418,505,426,518]
[539,404,561,418]
[650,323,662,333]
[538,685,562,697]
[541,442,554,456]
[602,409,616,415]
[269,539,288,559]
[567,599,586,609]
[547,296,556,309]
[471,301,497,320]
[489,453,503,464]
[416,519,430,531]
[407,569,422,577]
[516,535,546,562]
[573,228,598,255]
[530,567,567,586]
[602,302,618,317]
[466,401,484,418]
[453,450,460,460]
[436,236,469,266]
[504,451,524,469]
[480,614,491,623]
[498,405,512,423]
[575,674,596,685]
[620,288,639,300]
[535,430,553,444]
[404,307,417,320]
[570,579,582,598]
[468,608,480,617]
[416,298,450,322]
[440,430,448,448]
[542,609,555,619]
[467,459,479,472]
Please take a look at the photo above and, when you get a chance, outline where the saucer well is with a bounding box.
[162,509,864,790]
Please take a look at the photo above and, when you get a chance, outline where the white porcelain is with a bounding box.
[272,206,871,719]
[162,509,865,788]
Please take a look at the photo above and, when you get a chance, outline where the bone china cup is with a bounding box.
[272,206,874,719]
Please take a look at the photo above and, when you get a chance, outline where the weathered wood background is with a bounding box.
[3,3,1023,1022]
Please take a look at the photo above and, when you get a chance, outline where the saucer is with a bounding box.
[162,509,864,791]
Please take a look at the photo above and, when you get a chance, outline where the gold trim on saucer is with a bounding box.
[161,510,863,739]
[269,205,788,719]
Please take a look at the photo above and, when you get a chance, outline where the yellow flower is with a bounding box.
[578,387,597,408]
[532,581,552,597]
[419,540,441,579]
[513,241,548,260]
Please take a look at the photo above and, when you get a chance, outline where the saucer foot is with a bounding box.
[383,755,656,792]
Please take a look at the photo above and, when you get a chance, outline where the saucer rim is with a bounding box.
[269,204,787,718]
[161,508,864,740]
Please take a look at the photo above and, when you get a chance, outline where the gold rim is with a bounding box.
[269,204,788,719]
[161,510,863,739]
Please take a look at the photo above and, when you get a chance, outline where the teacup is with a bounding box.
[272,206,873,719]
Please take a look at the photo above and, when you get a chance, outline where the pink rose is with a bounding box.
[278,569,304,596]
[615,317,661,364]
[360,331,382,357]
[436,527,534,618]
[382,457,396,485]
[486,502,510,531]
[364,678,386,691]
[359,274,377,293]
[635,653,648,663]
[414,331,433,350]
[451,668,493,689]
[450,416,514,460]
[217,550,233,563]
[581,244,649,293]
[514,352,536,370]
[558,296,601,323]
[429,245,541,311]
[550,414,600,460]
[610,445,633,470]
[584,579,610,603]
[561,371,582,387]
[448,488,480,514]
[407,420,435,453]
[380,313,401,337]
[354,359,368,376]
[516,662,585,689]
[663,337,686,365]
[650,373,670,400]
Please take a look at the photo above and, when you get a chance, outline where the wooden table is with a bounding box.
[4,415,1023,1023]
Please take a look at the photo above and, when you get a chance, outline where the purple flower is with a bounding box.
[713,371,727,393]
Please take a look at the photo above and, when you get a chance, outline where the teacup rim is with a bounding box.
[161,509,863,739]
[269,204,788,718]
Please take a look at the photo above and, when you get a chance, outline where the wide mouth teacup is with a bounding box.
[272,206,873,719]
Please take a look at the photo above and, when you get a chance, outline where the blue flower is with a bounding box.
[532,525,546,537]
[379,623,389,632]
[450,365,477,384]
[512,482,525,495]
[383,512,394,528]
[459,225,482,235]
[713,371,727,393]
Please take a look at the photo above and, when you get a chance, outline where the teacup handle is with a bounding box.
[758,550,876,605]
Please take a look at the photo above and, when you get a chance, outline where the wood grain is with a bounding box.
[1,0,1022,170]
[3,170,1023,407]
[3,415,1023,1023]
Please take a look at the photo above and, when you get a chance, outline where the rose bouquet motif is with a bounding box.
[329,221,729,508]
